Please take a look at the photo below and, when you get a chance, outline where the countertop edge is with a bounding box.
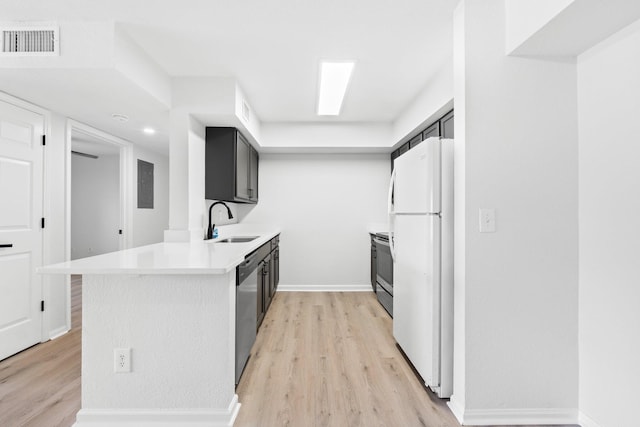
[38,228,281,275]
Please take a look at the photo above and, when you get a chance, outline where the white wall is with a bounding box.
[577,18,640,427]
[504,0,574,54]
[260,123,391,152]
[239,153,390,288]
[451,2,467,413]
[392,58,454,146]
[71,154,120,259]
[132,146,170,247]
[451,1,579,424]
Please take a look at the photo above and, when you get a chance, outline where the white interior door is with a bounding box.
[0,100,44,361]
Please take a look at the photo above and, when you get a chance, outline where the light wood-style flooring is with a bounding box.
[0,275,81,427]
[236,291,460,427]
[0,278,576,427]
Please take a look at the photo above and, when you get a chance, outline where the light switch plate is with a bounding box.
[479,208,496,233]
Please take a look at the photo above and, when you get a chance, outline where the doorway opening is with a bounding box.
[64,120,133,328]
[70,130,121,259]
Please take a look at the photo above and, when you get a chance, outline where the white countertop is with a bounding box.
[38,225,280,275]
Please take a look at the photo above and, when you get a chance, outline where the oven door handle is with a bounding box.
[373,238,389,246]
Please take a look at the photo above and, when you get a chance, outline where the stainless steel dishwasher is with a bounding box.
[236,250,259,385]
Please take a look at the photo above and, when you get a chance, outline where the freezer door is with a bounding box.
[393,137,441,214]
[392,214,441,389]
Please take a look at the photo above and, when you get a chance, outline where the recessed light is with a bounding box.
[111,113,129,122]
[317,61,355,116]
[143,127,156,135]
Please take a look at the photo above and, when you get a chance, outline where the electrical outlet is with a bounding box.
[114,348,131,373]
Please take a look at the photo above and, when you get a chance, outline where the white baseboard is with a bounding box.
[49,326,70,340]
[448,405,578,426]
[277,284,373,292]
[73,395,240,427]
[447,395,465,424]
[578,411,603,427]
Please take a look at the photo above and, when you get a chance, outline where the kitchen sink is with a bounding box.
[216,236,259,243]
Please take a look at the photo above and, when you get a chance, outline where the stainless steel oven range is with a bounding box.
[373,232,393,317]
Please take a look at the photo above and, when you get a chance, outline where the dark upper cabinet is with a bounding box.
[249,148,259,201]
[409,134,423,149]
[390,149,400,173]
[205,127,258,203]
[441,110,454,139]
[422,122,440,140]
[391,142,410,172]
[389,109,453,172]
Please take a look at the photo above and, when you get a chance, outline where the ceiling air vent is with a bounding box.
[1,26,59,56]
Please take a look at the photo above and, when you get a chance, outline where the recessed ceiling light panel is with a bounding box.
[143,127,156,135]
[317,61,355,116]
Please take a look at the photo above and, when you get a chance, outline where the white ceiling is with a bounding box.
[0,0,459,153]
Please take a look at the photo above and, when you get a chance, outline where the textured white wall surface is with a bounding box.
[82,274,236,410]
[239,153,390,288]
[71,154,120,260]
[577,18,640,427]
[451,1,579,423]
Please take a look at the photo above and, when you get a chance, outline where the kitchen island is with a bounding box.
[39,226,280,427]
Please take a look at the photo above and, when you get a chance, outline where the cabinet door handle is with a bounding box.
[0,243,13,248]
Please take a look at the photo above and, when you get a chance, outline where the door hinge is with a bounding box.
[41,217,45,229]
[41,300,45,312]
[42,135,46,146]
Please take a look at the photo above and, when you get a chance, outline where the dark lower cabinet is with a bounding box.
[272,247,279,295]
[257,234,280,329]
[262,253,272,312]
[256,259,264,327]
[370,234,377,291]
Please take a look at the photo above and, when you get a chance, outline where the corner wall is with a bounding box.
[240,153,390,289]
[577,18,640,427]
[451,1,579,423]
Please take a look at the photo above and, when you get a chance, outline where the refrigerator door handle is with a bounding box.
[387,168,396,215]
[388,168,396,262]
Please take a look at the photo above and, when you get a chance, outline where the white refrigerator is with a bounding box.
[388,137,454,398]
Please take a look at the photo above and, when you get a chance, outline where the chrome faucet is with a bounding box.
[206,201,233,240]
